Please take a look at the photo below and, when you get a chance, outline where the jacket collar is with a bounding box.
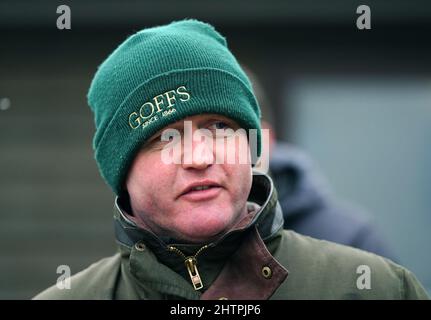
[113,173,287,298]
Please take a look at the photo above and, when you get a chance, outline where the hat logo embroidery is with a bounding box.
[128,85,190,129]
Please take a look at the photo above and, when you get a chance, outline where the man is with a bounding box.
[35,19,428,299]
[245,67,396,260]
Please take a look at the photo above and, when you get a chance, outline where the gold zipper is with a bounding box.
[168,244,209,290]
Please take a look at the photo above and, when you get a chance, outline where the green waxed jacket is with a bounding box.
[34,174,429,300]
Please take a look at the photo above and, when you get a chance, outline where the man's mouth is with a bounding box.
[179,181,223,201]
[190,185,213,191]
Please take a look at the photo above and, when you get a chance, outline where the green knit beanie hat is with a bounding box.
[88,19,262,195]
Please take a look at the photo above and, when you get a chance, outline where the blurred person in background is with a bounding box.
[245,67,396,261]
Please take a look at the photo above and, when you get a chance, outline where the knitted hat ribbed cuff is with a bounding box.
[94,68,261,195]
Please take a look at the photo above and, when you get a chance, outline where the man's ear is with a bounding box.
[252,125,270,175]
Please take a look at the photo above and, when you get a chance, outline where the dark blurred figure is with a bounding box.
[245,66,396,260]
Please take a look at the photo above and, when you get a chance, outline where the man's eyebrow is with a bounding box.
[147,125,183,142]
[167,122,186,131]
[143,129,166,146]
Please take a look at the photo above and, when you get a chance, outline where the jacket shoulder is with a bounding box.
[33,253,121,300]
[272,230,429,299]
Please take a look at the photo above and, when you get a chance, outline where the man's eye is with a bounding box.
[161,129,182,141]
[208,121,230,130]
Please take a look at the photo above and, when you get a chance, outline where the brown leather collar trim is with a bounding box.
[201,227,288,300]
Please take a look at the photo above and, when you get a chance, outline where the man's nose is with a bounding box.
[181,134,214,170]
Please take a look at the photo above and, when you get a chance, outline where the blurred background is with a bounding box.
[0,0,430,299]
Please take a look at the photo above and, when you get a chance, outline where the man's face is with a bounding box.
[125,114,253,243]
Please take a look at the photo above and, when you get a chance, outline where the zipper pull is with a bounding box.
[185,257,203,290]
